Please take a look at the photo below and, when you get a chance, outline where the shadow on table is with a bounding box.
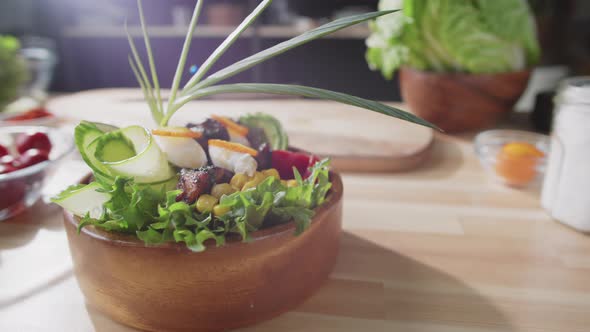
[409,134,466,180]
[249,232,514,331]
[0,202,63,266]
[0,202,73,308]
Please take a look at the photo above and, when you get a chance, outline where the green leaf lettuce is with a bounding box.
[366,0,541,77]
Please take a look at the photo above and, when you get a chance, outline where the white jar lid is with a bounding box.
[559,76,590,105]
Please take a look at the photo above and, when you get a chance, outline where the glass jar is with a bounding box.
[19,37,57,100]
[541,77,590,231]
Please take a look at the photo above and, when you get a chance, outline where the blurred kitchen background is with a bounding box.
[0,0,588,103]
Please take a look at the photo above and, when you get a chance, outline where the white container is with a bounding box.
[541,77,590,231]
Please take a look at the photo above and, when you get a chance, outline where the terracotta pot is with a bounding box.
[399,67,532,133]
[205,3,246,26]
[63,172,343,332]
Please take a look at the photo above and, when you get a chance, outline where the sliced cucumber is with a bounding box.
[74,121,118,180]
[94,126,174,183]
[51,182,110,219]
[93,122,119,133]
[139,174,180,193]
[94,132,136,162]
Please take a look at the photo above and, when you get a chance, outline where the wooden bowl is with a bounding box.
[399,67,532,133]
[63,172,343,332]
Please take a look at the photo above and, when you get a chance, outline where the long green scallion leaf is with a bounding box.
[126,22,162,123]
[129,55,161,123]
[161,9,401,126]
[166,0,204,114]
[182,10,398,94]
[127,2,431,130]
[137,0,163,117]
[181,0,273,93]
[174,83,437,129]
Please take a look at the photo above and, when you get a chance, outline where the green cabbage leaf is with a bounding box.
[0,36,28,111]
[366,0,541,77]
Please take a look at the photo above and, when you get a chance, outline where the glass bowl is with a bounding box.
[0,126,74,220]
[474,130,550,188]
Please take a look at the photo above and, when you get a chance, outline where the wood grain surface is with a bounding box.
[1,96,589,332]
[47,89,434,172]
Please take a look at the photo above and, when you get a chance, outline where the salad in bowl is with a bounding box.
[52,0,431,251]
[54,113,332,251]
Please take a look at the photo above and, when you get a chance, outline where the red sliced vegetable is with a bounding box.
[16,149,49,168]
[5,108,53,122]
[0,144,8,158]
[0,155,16,166]
[271,150,320,180]
[16,132,52,155]
[0,163,17,174]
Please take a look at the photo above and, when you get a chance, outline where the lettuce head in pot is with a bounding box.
[0,36,27,111]
[366,0,541,78]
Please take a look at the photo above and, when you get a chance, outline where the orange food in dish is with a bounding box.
[152,127,202,139]
[495,142,544,187]
[211,115,249,137]
[208,139,258,157]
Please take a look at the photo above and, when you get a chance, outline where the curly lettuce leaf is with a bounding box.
[67,160,332,251]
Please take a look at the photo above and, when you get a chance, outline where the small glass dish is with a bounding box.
[474,130,550,188]
[0,126,74,220]
[0,97,58,127]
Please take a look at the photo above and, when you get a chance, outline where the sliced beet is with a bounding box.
[187,119,230,163]
[255,143,272,170]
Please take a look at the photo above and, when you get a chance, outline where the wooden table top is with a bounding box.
[1,98,589,332]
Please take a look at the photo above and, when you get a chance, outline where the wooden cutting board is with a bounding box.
[48,89,434,172]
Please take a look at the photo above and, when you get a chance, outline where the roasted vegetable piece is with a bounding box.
[255,143,272,170]
[210,166,233,184]
[176,166,233,204]
[176,168,212,204]
[246,127,268,150]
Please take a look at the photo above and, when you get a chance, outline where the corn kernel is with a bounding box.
[281,180,288,186]
[240,172,266,191]
[252,171,265,183]
[196,194,218,213]
[262,168,280,180]
[286,180,298,188]
[242,180,258,191]
[211,183,237,199]
[230,173,249,190]
[213,204,231,217]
